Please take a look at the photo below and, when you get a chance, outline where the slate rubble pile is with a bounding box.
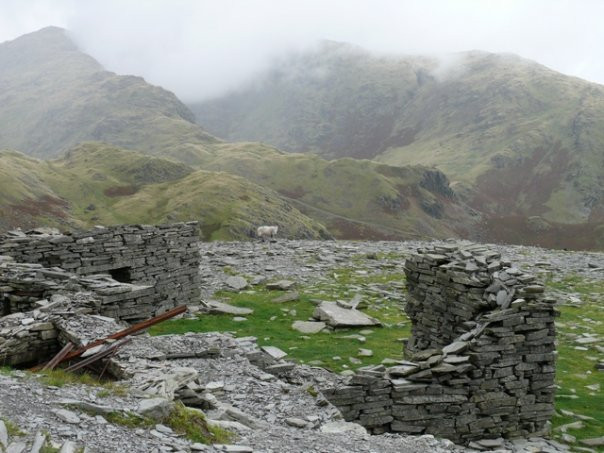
[0,223,201,321]
[322,242,558,444]
[0,327,481,453]
[0,256,159,365]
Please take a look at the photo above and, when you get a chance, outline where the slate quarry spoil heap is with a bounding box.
[322,242,558,444]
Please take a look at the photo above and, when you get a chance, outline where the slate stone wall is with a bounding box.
[0,223,201,321]
[322,242,557,444]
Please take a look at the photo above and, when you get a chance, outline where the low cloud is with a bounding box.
[1,0,604,102]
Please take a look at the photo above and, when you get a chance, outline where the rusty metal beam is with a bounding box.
[65,337,133,372]
[42,342,74,371]
[32,305,187,371]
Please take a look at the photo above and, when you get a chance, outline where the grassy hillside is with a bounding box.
[0,144,330,240]
[0,27,218,158]
[191,43,604,247]
[172,141,478,240]
[0,150,72,231]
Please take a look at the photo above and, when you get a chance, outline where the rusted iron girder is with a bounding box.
[36,305,187,370]
[42,342,74,371]
[65,337,133,372]
[61,305,187,362]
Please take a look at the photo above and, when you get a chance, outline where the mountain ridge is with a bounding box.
[0,26,217,158]
[190,42,604,247]
[1,28,602,249]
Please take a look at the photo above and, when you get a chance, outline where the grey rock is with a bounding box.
[225,276,248,291]
[580,436,604,447]
[58,441,78,453]
[261,346,288,360]
[313,302,381,327]
[0,420,7,449]
[320,421,368,436]
[30,431,46,453]
[207,301,253,315]
[291,320,326,334]
[136,398,174,421]
[285,417,308,428]
[213,446,253,453]
[266,280,296,290]
[52,408,81,424]
[271,291,299,303]
[441,341,468,355]
[6,442,27,453]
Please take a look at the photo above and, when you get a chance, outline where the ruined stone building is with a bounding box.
[0,223,201,366]
[322,242,557,443]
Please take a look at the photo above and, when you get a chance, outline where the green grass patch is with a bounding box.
[151,270,410,373]
[152,269,603,448]
[1,417,25,436]
[165,401,232,444]
[97,403,231,445]
[0,366,14,376]
[547,275,604,448]
[34,369,127,396]
[104,411,154,429]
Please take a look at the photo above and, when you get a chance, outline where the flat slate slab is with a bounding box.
[207,301,253,316]
[312,302,381,327]
[272,291,299,303]
[291,320,326,334]
[225,276,248,291]
[261,346,288,360]
[266,280,296,290]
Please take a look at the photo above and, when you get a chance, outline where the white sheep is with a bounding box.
[257,225,278,241]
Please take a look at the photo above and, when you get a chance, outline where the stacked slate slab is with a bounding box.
[321,242,557,444]
[0,223,201,321]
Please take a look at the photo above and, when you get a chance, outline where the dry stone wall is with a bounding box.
[322,242,557,444]
[0,222,201,321]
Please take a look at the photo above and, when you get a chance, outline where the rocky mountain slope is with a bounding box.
[0,26,217,158]
[0,29,476,242]
[191,42,604,248]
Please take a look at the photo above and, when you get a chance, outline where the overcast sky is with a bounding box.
[1,0,603,102]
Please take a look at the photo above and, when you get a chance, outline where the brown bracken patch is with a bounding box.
[1,195,71,232]
[472,143,571,217]
[483,215,604,251]
[103,186,139,197]
[9,195,69,218]
[328,218,405,241]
